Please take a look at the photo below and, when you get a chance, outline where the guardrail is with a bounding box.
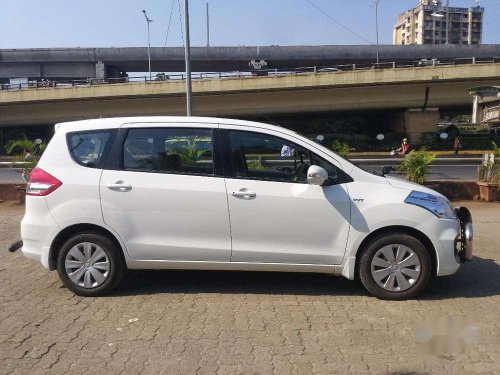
[1,56,499,91]
[0,157,484,169]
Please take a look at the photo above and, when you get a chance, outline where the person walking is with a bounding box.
[453,136,462,155]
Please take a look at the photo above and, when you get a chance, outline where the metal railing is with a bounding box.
[1,56,499,91]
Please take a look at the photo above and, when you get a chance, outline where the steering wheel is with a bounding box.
[292,162,310,182]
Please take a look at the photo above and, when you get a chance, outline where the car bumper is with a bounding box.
[21,197,59,270]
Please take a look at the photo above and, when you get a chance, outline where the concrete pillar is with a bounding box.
[472,94,480,124]
[468,9,473,44]
[403,108,440,144]
[95,62,106,80]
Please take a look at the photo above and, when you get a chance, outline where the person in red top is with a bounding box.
[454,136,462,155]
[396,138,410,155]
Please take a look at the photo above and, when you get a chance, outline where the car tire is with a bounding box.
[56,232,125,297]
[358,233,432,300]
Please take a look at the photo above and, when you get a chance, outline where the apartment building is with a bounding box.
[393,0,484,45]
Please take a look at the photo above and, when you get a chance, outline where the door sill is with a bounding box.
[126,259,342,275]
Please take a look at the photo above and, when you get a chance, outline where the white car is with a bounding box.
[20,117,473,300]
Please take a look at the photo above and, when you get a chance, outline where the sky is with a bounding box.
[1,0,500,49]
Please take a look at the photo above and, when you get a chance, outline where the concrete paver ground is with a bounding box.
[0,201,499,374]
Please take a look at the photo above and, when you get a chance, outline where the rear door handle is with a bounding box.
[107,181,132,192]
[231,190,256,199]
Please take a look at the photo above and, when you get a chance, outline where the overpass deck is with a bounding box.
[2,44,500,77]
[1,63,500,126]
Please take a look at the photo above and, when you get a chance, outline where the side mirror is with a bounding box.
[307,165,328,186]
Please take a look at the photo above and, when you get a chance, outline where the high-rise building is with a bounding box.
[393,0,484,45]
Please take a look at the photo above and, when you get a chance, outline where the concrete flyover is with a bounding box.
[1,44,500,80]
[1,63,500,135]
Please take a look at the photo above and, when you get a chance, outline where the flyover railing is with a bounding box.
[2,56,499,91]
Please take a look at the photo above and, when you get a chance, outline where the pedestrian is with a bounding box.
[453,136,461,155]
[395,138,410,156]
[281,144,294,157]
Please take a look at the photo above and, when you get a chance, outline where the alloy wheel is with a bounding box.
[370,244,421,292]
[64,242,110,288]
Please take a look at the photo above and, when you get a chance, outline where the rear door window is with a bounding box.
[123,128,215,176]
[67,130,114,168]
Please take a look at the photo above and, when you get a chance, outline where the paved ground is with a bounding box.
[0,201,499,375]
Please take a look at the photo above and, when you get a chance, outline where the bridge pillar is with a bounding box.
[403,108,440,144]
[95,62,106,80]
[95,62,121,79]
[388,108,440,144]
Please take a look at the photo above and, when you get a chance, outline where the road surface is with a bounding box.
[1,201,499,374]
[353,156,480,181]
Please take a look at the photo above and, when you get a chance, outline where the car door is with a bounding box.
[222,127,351,265]
[100,123,231,262]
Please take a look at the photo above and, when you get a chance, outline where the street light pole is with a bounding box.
[206,2,210,48]
[374,0,381,65]
[142,10,153,80]
[184,0,193,116]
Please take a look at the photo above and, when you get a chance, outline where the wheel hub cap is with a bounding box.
[65,242,110,289]
[370,244,421,292]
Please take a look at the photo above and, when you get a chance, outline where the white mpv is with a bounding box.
[21,117,473,300]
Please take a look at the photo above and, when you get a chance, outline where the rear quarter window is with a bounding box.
[67,130,115,168]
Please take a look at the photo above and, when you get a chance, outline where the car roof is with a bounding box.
[55,116,297,137]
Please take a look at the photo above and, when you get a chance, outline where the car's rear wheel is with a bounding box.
[358,233,432,300]
[56,232,125,297]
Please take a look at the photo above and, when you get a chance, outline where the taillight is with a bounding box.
[26,168,62,196]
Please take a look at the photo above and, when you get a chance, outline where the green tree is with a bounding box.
[331,140,351,157]
[172,141,206,166]
[5,138,47,182]
[247,159,266,171]
[400,148,436,185]
[479,142,500,183]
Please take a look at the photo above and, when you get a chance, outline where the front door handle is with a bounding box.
[107,181,132,192]
[231,190,256,199]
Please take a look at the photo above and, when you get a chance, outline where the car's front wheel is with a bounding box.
[56,232,125,296]
[358,233,432,300]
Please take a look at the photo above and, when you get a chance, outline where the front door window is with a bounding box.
[228,130,311,183]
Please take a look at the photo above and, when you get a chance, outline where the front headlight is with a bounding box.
[404,191,457,219]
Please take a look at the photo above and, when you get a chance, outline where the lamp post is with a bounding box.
[373,0,381,65]
[184,0,193,116]
[206,2,210,48]
[142,10,153,80]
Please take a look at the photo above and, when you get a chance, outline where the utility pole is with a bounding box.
[206,3,210,48]
[142,10,153,81]
[373,0,381,65]
[184,0,193,116]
